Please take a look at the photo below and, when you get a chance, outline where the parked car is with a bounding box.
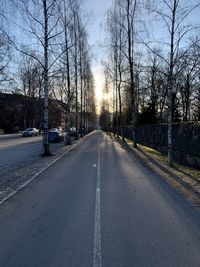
[49,127,63,133]
[56,126,63,132]
[22,128,39,137]
[69,127,77,137]
[48,129,64,142]
[50,128,60,132]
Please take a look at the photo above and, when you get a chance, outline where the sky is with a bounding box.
[83,0,113,112]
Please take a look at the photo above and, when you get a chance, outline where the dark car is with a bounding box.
[69,127,77,137]
[22,128,39,137]
[48,129,64,142]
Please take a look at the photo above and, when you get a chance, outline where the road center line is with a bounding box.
[93,131,102,267]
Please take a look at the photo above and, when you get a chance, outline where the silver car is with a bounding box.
[22,128,39,137]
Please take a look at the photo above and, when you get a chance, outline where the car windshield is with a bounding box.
[25,128,33,131]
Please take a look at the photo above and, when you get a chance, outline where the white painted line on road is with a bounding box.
[0,131,95,207]
[93,131,102,267]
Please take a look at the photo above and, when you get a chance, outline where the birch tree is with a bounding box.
[106,0,141,146]
[13,0,63,155]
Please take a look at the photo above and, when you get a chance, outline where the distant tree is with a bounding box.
[99,101,110,131]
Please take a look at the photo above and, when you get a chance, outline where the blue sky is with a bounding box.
[83,0,112,57]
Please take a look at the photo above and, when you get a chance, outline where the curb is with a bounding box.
[0,131,95,207]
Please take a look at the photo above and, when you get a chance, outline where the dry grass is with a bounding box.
[124,137,200,182]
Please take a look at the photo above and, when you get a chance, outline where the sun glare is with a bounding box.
[103,94,109,100]
[94,70,104,113]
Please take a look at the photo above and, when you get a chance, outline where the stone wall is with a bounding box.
[121,123,200,169]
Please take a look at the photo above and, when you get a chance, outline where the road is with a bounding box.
[0,134,64,169]
[0,131,199,267]
[0,135,42,168]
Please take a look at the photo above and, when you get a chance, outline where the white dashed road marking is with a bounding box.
[93,131,102,267]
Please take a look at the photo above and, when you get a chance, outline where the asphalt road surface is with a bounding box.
[0,135,42,167]
[0,134,64,169]
[0,131,199,267]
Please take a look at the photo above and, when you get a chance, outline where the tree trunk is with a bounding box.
[127,0,137,148]
[64,11,72,145]
[42,0,51,156]
[167,0,177,166]
[115,73,119,137]
[118,6,124,141]
[118,62,123,140]
[79,38,83,136]
[74,13,79,140]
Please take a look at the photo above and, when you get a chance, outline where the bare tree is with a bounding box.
[54,0,75,145]
[19,54,43,128]
[125,0,138,147]
[144,0,200,165]
[176,43,200,121]
[106,0,143,146]
[48,0,95,140]
[0,30,11,87]
[12,0,63,155]
[0,3,12,88]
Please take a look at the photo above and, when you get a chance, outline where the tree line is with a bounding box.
[0,0,97,155]
[100,0,200,166]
